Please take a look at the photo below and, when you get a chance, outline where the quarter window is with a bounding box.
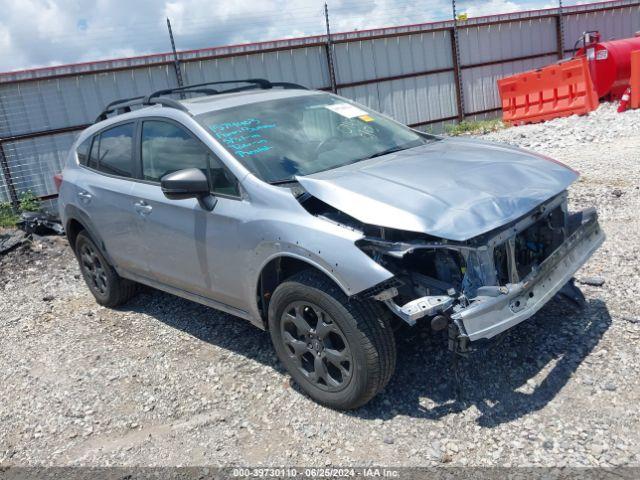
[141,120,239,196]
[76,137,92,166]
[88,135,99,170]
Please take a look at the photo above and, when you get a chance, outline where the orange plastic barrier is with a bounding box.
[498,57,599,126]
[631,50,640,110]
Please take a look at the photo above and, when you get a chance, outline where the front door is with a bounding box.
[131,119,246,307]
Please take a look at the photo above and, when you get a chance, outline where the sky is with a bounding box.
[0,0,567,73]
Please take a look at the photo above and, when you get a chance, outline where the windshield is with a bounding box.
[196,93,434,184]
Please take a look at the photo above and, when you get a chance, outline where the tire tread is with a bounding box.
[75,231,137,308]
[279,270,396,408]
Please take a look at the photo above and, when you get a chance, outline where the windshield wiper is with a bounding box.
[364,145,411,160]
[270,177,297,185]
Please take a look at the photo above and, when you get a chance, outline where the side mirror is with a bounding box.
[160,168,217,211]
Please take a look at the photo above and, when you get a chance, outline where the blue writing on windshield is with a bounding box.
[209,118,276,158]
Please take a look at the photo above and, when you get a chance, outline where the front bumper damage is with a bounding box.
[366,197,604,348]
[452,209,603,341]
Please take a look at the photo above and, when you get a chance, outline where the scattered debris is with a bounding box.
[558,278,587,307]
[1,211,64,256]
[0,229,26,255]
[18,212,64,236]
[611,189,624,198]
[578,276,606,287]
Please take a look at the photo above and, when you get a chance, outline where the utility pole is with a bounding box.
[324,3,338,93]
[166,18,185,96]
[557,0,566,59]
[451,0,465,121]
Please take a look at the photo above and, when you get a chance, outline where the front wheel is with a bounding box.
[268,270,396,409]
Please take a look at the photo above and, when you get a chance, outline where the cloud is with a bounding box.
[463,0,522,16]
[329,0,448,32]
[0,0,553,73]
[0,0,166,70]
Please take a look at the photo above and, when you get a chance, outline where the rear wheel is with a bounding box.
[268,270,396,409]
[75,231,137,307]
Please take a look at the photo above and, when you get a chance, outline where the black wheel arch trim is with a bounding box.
[64,204,115,266]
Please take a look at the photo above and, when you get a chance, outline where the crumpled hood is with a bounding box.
[296,137,578,241]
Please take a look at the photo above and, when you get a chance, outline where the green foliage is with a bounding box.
[0,202,18,228]
[0,191,41,228]
[445,119,506,136]
[19,191,41,212]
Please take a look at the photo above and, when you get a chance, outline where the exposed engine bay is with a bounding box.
[298,189,605,351]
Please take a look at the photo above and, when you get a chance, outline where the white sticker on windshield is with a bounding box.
[325,103,368,118]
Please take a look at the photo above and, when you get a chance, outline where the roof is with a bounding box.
[180,88,321,116]
[90,86,318,129]
[93,80,317,123]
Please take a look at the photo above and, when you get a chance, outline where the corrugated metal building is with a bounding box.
[1,0,639,209]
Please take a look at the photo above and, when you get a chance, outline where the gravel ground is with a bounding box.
[1,104,639,467]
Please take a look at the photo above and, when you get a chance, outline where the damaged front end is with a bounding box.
[351,192,605,351]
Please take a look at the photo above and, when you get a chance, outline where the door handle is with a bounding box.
[134,200,153,216]
[78,191,92,203]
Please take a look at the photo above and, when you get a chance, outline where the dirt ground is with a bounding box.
[1,119,639,467]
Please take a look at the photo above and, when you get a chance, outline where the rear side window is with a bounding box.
[94,123,135,178]
[76,137,92,166]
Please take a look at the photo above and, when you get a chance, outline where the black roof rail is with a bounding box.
[217,81,309,95]
[96,79,309,123]
[95,96,189,123]
[271,82,309,90]
[145,78,308,102]
[102,95,145,113]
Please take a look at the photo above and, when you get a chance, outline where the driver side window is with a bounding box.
[141,120,239,197]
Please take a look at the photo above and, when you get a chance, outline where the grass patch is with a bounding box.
[0,191,42,228]
[445,119,506,136]
[19,191,41,212]
[0,202,18,228]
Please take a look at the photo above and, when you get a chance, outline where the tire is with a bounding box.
[268,269,396,409]
[75,231,137,307]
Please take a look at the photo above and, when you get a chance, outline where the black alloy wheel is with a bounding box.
[280,301,353,391]
[74,231,137,307]
[79,241,109,296]
[268,270,396,409]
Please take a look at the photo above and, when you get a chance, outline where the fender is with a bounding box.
[249,248,358,325]
[256,250,351,293]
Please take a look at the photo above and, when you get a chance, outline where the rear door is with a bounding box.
[130,119,246,306]
[77,122,145,275]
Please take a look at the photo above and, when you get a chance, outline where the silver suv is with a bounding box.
[58,79,604,409]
